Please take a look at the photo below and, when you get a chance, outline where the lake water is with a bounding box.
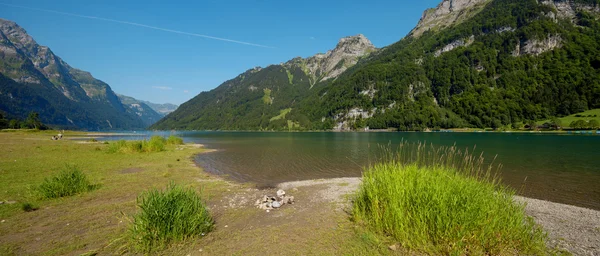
[105,131,600,210]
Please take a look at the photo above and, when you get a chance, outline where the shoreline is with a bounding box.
[276,177,600,255]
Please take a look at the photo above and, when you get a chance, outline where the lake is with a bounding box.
[105,131,600,210]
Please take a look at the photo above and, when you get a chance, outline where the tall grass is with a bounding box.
[353,142,547,255]
[166,135,184,145]
[37,165,98,199]
[130,183,213,252]
[107,136,166,153]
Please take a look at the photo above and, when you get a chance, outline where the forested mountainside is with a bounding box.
[153,0,600,131]
[0,18,149,130]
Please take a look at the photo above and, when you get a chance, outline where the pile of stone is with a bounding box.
[255,189,294,211]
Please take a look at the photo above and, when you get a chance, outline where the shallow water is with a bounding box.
[105,131,600,210]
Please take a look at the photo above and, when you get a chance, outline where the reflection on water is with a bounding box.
[103,131,600,210]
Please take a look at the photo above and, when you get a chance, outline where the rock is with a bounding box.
[255,199,261,206]
[272,201,281,208]
[389,244,398,251]
[277,189,285,197]
[266,210,270,213]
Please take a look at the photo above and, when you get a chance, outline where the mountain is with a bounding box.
[151,34,376,130]
[139,101,178,116]
[154,0,600,131]
[116,94,165,127]
[0,18,148,130]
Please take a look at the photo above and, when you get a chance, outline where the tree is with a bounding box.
[569,120,588,129]
[588,120,600,129]
[26,112,42,130]
[550,117,562,130]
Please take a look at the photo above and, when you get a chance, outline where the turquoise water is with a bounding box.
[106,131,600,210]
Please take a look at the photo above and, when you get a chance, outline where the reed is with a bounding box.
[353,141,547,255]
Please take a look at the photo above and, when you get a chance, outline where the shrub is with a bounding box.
[37,165,97,199]
[353,142,547,255]
[166,135,184,145]
[130,183,213,252]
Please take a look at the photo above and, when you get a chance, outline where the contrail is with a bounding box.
[0,2,274,48]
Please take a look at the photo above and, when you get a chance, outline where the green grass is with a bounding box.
[130,183,213,252]
[353,142,548,255]
[21,202,39,212]
[538,109,600,127]
[270,108,292,122]
[36,165,98,199]
[166,135,184,145]
[107,135,166,153]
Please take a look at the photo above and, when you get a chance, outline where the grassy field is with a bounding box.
[538,109,600,126]
[0,130,228,254]
[0,131,383,255]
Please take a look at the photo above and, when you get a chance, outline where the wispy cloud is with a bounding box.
[0,2,274,48]
[309,36,316,40]
[183,90,189,94]
[152,86,172,90]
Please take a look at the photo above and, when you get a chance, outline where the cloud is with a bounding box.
[183,90,189,94]
[152,86,172,90]
[309,36,316,40]
[0,2,274,48]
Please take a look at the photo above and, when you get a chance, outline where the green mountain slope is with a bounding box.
[153,0,600,131]
[0,18,147,130]
[151,35,377,130]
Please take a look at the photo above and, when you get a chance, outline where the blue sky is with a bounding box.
[0,0,441,105]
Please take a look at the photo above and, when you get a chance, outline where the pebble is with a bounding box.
[272,201,281,208]
[1,220,5,223]
[224,225,228,228]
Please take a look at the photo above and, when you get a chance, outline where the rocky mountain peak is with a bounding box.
[409,0,491,38]
[284,34,376,86]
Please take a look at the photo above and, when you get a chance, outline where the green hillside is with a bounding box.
[152,0,600,131]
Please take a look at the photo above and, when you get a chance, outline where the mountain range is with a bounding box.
[0,18,176,130]
[152,0,600,131]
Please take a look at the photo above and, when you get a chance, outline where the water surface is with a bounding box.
[105,131,600,210]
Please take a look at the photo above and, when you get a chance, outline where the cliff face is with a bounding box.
[409,0,492,38]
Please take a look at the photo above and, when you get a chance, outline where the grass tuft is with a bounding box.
[107,136,167,153]
[353,142,548,255]
[21,202,39,212]
[36,165,98,199]
[166,135,184,145]
[130,183,213,252]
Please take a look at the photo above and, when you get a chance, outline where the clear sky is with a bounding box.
[0,0,441,105]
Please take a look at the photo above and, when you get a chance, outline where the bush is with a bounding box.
[353,142,547,255]
[37,165,97,199]
[166,135,184,145]
[130,183,213,252]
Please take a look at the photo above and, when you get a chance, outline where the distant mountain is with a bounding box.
[150,34,377,130]
[139,101,178,116]
[116,94,164,127]
[0,18,148,130]
[153,0,600,131]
